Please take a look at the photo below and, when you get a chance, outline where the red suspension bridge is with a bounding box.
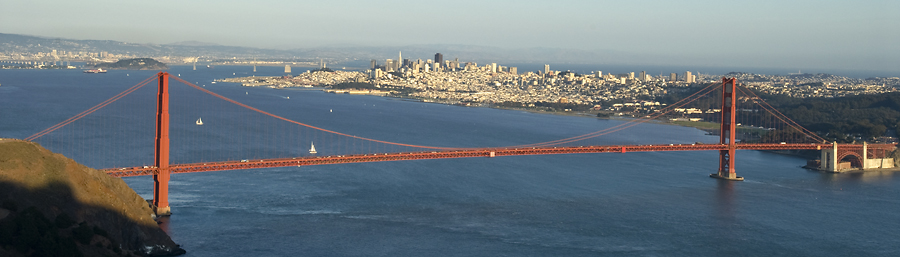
[25,72,895,216]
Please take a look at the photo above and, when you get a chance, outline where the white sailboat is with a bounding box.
[309,142,317,154]
[196,117,203,125]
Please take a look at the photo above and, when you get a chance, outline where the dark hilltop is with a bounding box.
[0,139,185,257]
[89,58,168,70]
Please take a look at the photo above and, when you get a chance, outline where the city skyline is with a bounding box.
[1,0,898,73]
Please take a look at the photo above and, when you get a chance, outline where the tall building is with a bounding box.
[670,73,677,82]
[509,67,517,75]
[685,71,693,83]
[434,53,443,69]
[370,59,377,70]
[398,51,402,69]
[385,59,394,72]
[544,64,550,74]
[639,71,646,82]
[491,63,497,73]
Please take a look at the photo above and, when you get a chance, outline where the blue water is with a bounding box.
[2,66,900,256]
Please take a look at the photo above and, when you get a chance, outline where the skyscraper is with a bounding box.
[639,71,646,82]
[398,51,402,69]
[685,71,693,83]
[670,73,677,82]
[370,59,377,70]
[544,64,550,74]
[434,53,443,70]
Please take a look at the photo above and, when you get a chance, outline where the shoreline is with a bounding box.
[274,84,743,133]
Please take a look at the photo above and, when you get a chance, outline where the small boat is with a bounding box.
[83,68,107,73]
[309,142,317,154]
[196,117,203,125]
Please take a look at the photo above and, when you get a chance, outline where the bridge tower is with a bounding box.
[153,72,172,216]
[711,77,744,181]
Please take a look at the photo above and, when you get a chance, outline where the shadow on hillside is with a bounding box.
[0,180,185,256]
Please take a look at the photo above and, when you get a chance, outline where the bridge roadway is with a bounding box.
[103,143,896,177]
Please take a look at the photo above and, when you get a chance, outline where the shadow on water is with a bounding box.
[156,216,171,235]
[710,179,740,255]
[712,179,737,229]
[713,180,736,221]
[817,169,899,184]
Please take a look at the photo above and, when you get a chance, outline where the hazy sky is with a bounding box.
[2,0,898,72]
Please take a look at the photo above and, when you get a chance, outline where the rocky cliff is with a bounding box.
[0,139,185,256]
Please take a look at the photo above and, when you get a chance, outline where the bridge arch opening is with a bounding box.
[838,153,863,170]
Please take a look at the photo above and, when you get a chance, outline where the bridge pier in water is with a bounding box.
[153,72,172,216]
[710,77,744,181]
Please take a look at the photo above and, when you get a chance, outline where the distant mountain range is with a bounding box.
[0,33,295,59]
[0,33,629,66]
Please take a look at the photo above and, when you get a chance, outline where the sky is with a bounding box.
[2,0,899,73]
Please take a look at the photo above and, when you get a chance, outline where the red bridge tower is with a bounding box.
[153,72,172,215]
[711,77,744,181]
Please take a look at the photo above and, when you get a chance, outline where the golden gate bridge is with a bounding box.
[23,72,895,216]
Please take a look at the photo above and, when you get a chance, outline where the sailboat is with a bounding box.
[196,117,203,125]
[309,142,317,154]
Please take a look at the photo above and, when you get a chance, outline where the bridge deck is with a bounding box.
[103,143,894,177]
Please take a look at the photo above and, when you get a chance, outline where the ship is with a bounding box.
[309,142,317,154]
[83,68,107,73]
[196,117,203,125]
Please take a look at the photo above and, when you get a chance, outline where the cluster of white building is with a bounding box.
[356,53,703,105]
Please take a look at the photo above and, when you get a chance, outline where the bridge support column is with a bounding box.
[711,77,743,181]
[819,142,839,172]
[862,142,868,170]
[153,72,172,216]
